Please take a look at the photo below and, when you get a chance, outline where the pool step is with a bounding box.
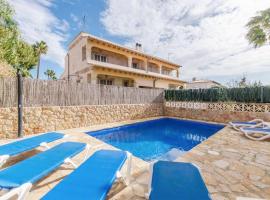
[157,148,186,161]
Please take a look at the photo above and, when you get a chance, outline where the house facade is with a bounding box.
[185,79,224,89]
[61,32,185,89]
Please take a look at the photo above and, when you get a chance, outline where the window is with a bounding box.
[169,84,177,89]
[87,74,91,83]
[132,63,138,69]
[82,46,86,61]
[101,55,107,62]
[162,69,170,75]
[123,80,129,87]
[94,54,107,62]
[99,79,113,85]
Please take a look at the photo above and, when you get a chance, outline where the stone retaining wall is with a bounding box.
[165,101,270,123]
[2,101,270,138]
[0,104,163,138]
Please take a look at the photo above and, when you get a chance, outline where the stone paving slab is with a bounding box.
[0,117,269,200]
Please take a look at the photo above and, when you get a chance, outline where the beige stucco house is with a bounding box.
[61,32,185,89]
[185,79,224,89]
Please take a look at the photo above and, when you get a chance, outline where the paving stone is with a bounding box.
[245,165,266,177]
[249,175,262,181]
[218,184,231,193]
[230,184,249,193]
[132,184,146,197]
[208,150,220,155]
[213,160,230,169]
[211,194,229,200]
[255,155,270,166]
[135,173,149,185]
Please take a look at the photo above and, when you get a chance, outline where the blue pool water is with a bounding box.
[87,118,224,161]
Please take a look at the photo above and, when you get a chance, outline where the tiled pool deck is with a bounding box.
[0,117,269,200]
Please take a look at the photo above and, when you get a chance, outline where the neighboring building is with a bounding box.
[61,32,185,89]
[185,78,224,89]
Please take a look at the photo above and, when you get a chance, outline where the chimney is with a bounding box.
[135,43,142,51]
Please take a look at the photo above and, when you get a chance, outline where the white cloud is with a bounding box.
[70,13,79,23]
[9,0,68,67]
[101,0,270,84]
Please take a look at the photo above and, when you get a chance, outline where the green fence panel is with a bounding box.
[165,87,270,103]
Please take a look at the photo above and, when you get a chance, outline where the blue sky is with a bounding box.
[9,0,270,85]
[10,0,124,79]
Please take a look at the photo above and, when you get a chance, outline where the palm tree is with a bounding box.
[246,8,270,48]
[33,41,48,79]
[44,69,57,80]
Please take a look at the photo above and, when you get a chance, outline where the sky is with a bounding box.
[8,0,270,85]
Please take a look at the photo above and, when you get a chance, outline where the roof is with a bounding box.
[69,32,181,68]
[187,80,222,86]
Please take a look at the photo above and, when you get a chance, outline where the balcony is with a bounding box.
[162,68,178,78]
[88,47,179,80]
[132,58,146,71]
[148,63,160,74]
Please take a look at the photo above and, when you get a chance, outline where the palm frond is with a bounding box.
[246,26,267,48]
[246,8,270,47]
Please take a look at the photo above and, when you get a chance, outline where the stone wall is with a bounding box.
[2,101,270,138]
[165,102,270,123]
[0,103,163,139]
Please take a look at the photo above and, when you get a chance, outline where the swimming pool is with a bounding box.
[87,118,224,161]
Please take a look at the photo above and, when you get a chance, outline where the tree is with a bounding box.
[246,8,270,48]
[0,0,38,77]
[227,75,263,88]
[33,41,48,79]
[0,0,19,64]
[16,41,38,77]
[44,69,57,80]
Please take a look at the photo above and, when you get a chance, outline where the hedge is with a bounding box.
[165,87,270,103]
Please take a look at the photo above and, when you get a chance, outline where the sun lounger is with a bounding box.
[229,119,265,131]
[0,132,67,167]
[147,161,211,200]
[0,142,86,200]
[240,127,270,141]
[41,150,132,200]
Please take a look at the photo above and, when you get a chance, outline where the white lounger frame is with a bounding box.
[116,151,132,185]
[0,142,89,200]
[0,134,69,168]
[145,161,155,199]
[240,128,270,141]
[229,119,266,131]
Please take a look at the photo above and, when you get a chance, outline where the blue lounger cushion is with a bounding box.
[231,122,257,125]
[0,132,64,157]
[0,142,86,189]
[149,161,211,200]
[242,127,270,133]
[42,150,127,200]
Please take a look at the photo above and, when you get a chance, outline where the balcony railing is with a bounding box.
[148,67,160,73]
[162,70,177,77]
[132,64,145,71]
[89,58,178,79]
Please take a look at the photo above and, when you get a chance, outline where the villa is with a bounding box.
[61,32,185,89]
[1,0,270,199]
[185,78,224,89]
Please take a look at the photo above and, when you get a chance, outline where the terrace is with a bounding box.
[1,118,269,200]
[0,79,269,200]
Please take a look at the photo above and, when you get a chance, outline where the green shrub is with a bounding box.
[165,87,270,103]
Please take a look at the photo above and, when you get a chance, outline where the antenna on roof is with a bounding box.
[168,52,173,60]
[80,14,87,32]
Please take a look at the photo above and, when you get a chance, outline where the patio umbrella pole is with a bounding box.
[17,69,23,138]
